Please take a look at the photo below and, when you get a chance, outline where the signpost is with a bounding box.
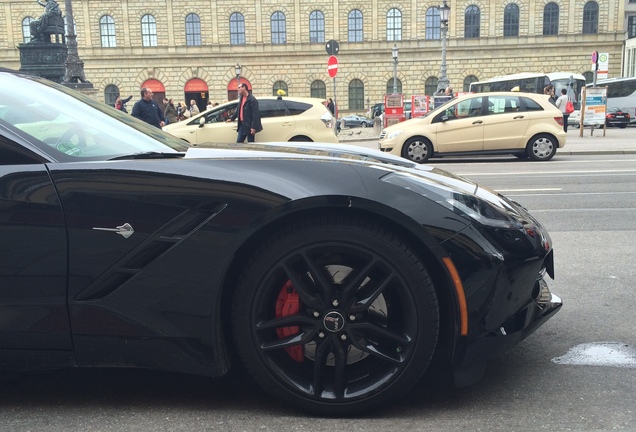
[325,46,340,134]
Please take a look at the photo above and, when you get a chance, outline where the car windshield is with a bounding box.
[0,72,189,162]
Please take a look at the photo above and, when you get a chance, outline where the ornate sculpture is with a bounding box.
[29,0,64,43]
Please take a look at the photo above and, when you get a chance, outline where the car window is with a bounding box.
[202,103,238,124]
[260,99,288,118]
[283,100,312,116]
[0,136,42,165]
[521,97,544,111]
[438,97,483,121]
[486,95,522,115]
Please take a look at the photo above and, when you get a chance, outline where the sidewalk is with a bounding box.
[338,125,636,155]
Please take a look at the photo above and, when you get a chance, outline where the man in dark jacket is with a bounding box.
[131,88,164,128]
[228,84,262,142]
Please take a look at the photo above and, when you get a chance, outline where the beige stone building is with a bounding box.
[0,0,630,113]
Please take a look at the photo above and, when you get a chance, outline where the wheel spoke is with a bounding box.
[256,314,315,331]
[331,340,347,398]
[281,260,324,309]
[301,251,334,303]
[348,322,412,363]
[261,329,315,351]
[339,258,377,307]
[312,336,333,396]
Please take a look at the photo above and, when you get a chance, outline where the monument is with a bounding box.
[19,0,67,82]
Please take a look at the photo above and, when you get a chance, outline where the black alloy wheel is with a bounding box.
[231,216,439,415]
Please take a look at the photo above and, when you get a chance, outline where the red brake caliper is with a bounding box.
[275,280,304,362]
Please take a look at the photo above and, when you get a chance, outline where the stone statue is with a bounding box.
[29,0,64,43]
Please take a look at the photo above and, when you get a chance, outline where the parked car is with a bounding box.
[0,69,562,416]
[605,107,631,128]
[379,92,567,162]
[164,96,337,144]
[569,108,631,128]
[340,114,373,128]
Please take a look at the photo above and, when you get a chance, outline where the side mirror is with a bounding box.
[198,117,205,128]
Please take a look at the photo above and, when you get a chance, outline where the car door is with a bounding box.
[432,96,485,153]
[257,99,294,142]
[482,95,530,150]
[0,137,72,352]
[195,103,240,143]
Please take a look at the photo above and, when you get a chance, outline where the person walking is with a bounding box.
[164,98,178,125]
[131,87,164,128]
[544,85,557,106]
[555,88,569,132]
[189,100,200,116]
[227,83,262,142]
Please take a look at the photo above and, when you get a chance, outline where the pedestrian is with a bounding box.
[555,88,570,132]
[544,85,557,105]
[227,83,262,142]
[444,87,454,97]
[115,94,132,113]
[327,98,335,115]
[189,99,200,116]
[131,87,164,128]
[164,98,177,125]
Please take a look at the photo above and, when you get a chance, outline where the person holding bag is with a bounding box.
[555,88,570,132]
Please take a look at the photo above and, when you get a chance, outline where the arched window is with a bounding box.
[141,14,157,47]
[582,1,598,34]
[230,12,245,45]
[100,15,116,47]
[386,78,402,94]
[309,11,325,43]
[310,80,327,99]
[348,79,365,110]
[503,4,519,37]
[273,81,288,96]
[387,8,402,41]
[186,13,201,46]
[104,84,119,106]
[543,3,559,36]
[425,7,441,40]
[463,75,479,92]
[22,17,34,43]
[464,6,480,39]
[348,10,363,42]
[425,77,439,96]
[271,12,286,44]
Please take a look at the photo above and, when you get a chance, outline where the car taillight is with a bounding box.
[555,117,563,126]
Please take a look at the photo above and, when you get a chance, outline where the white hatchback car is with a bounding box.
[164,96,338,144]
[379,92,567,162]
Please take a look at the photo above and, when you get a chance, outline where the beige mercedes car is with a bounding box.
[379,92,566,162]
[164,96,338,144]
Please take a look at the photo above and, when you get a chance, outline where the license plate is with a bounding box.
[616,115,624,118]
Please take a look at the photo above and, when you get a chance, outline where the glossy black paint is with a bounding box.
[0,69,561,400]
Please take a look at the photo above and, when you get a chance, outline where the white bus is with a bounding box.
[469,72,586,109]
[588,77,636,124]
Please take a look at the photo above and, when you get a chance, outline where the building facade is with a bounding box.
[0,0,630,113]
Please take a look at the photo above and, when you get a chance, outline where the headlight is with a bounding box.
[382,172,523,229]
[386,129,404,140]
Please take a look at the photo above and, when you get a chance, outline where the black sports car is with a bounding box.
[0,69,561,415]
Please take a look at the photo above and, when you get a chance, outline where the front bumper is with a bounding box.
[451,274,562,387]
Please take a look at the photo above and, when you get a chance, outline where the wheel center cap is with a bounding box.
[323,311,345,333]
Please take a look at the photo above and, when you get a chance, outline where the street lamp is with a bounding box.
[235,63,242,97]
[436,0,451,94]
[392,43,399,94]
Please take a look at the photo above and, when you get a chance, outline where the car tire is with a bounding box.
[526,133,557,161]
[231,216,439,416]
[361,122,367,128]
[402,137,433,163]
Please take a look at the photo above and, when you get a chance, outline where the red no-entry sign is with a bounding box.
[327,55,338,78]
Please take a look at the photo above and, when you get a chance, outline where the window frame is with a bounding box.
[543,2,559,36]
[582,1,599,35]
[271,11,287,45]
[464,5,481,39]
[309,11,325,44]
[230,12,246,45]
[348,9,364,43]
[141,14,157,47]
[425,7,441,40]
[185,13,202,46]
[386,8,402,41]
[503,4,519,37]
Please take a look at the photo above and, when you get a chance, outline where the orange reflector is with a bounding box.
[442,257,468,336]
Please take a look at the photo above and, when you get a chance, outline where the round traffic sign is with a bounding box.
[325,40,340,56]
[591,51,598,64]
[327,55,338,78]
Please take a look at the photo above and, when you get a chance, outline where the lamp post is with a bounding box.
[235,63,241,98]
[436,0,450,94]
[392,43,399,94]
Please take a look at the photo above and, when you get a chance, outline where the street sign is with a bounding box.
[597,53,609,79]
[325,40,339,56]
[327,55,338,78]
[591,51,598,64]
